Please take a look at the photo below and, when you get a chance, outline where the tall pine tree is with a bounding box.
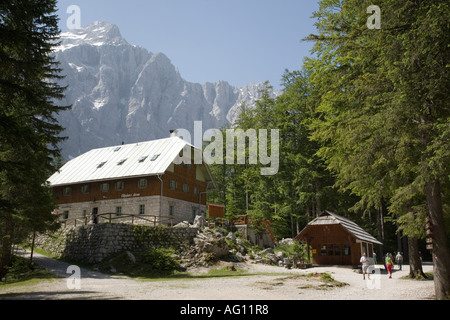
[0,0,68,280]
[306,0,450,299]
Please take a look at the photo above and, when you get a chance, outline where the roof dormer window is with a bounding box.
[97,161,107,169]
[117,159,127,165]
[138,156,148,163]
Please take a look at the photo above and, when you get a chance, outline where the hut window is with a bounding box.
[333,245,341,255]
[344,244,351,256]
[320,244,341,256]
[327,245,334,256]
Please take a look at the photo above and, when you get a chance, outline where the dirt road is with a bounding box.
[0,251,435,300]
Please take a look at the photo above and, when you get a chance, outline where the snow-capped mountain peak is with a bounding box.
[54,22,278,160]
[56,21,127,51]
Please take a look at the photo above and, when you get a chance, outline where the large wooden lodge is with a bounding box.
[47,136,216,225]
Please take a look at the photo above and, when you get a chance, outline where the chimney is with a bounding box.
[170,130,178,137]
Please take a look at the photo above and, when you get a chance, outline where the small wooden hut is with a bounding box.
[295,211,382,267]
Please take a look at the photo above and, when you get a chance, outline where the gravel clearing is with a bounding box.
[0,251,435,300]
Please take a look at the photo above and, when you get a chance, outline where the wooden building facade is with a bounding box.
[295,211,382,267]
[47,137,216,225]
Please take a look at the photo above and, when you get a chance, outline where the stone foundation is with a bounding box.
[35,223,199,264]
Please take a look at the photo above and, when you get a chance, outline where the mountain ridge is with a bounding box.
[54,22,279,160]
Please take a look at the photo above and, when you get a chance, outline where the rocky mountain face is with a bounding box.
[54,22,278,160]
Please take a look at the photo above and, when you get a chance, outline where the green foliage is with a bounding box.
[0,0,69,280]
[140,248,180,273]
[275,241,308,261]
[0,256,54,284]
[99,248,181,277]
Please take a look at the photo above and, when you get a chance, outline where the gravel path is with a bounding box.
[0,251,435,300]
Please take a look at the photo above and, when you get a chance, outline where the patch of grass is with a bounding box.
[0,256,55,287]
[301,272,348,290]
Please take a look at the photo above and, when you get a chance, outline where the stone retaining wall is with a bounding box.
[35,223,199,264]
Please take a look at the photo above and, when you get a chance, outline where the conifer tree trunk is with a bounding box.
[408,237,425,279]
[425,180,450,299]
[0,213,13,281]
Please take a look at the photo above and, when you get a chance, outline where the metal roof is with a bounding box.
[296,210,382,245]
[47,137,215,187]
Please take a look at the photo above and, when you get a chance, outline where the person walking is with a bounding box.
[360,252,370,280]
[395,252,403,270]
[385,253,394,278]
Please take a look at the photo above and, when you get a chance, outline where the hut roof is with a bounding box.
[296,210,382,245]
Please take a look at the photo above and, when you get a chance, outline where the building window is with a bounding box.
[169,205,174,216]
[343,244,351,256]
[100,183,110,192]
[192,208,197,220]
[81,185,89,194]
[194,186,199,195]
[169,180,177,190]
[333,244,341,256]
[117,159,127,166]
[138,156,148,163]
[320,244,342,256]
[139,204,145,215]
[182,183,189,193]
[115,181,124,191]
[97,161,107,169]
[151,154,160,161]
[63,187,72,196]
[116,206,122,216]
[138,179,148,188]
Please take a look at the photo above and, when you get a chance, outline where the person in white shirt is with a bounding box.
[360,252,370,280]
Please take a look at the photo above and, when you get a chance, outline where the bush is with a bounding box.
[275,241,308,260]
[99,248,181,277]
[140,248,180,273]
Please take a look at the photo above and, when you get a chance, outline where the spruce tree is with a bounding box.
[305,0,450,299]
[0,0,68,280]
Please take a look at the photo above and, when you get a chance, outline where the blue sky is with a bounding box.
[56,0,319,89]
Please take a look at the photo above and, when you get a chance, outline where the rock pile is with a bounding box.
[178,227,299,269]
[180,227,230,269]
